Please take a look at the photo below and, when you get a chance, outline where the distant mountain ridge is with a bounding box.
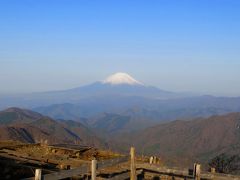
[0,108,105,147]
[111,112,240,166]
[0,107,43,125]
[34,95,240,131]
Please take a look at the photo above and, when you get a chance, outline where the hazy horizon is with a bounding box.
[1,1,240,96]
[0,71,238,98]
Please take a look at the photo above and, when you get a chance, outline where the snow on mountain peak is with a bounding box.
[103,72,144,85]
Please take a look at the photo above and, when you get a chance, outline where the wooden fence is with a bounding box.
[23,147,240,180]
[24,156,129,180]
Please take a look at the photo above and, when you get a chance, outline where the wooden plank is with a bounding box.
[108,172,130,180]
[137,163,191,177]
[108,170,142,180]
[48,145,90,151]
[98,157,128,169]
[50,144,90,150]
[200,172,240,180]
[0,152,56,167]
[138,163,240,180]
[43,165,89,180]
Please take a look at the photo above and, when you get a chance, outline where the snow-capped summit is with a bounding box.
[103,72,144,86]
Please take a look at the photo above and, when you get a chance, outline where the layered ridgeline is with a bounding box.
[1,72,240,134]
[0,108,105,147]
[32,73,240,133]
[110,112,240,166]
[34,95,240,131]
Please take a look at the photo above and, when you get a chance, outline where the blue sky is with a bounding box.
[0,0,240,96]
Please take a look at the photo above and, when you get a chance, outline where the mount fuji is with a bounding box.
[65,72,178,99]
[102,72,144,85]
[0,72,182,109]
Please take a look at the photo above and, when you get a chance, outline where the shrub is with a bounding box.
[208,153,240,174]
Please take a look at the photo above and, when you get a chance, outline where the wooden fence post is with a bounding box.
[35,169,42,180]
[91,159,97,180]
[194,163,201,180]
[130,147,136,180]
[149,156,153,164]
[210,167,216,173]
[153,156,157,164]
